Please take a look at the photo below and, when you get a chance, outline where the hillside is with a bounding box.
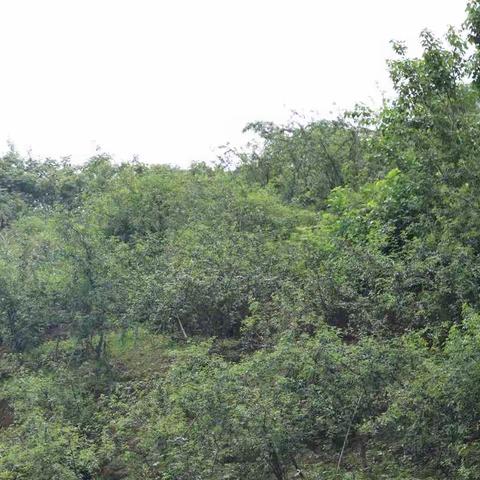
[3,3,480,479]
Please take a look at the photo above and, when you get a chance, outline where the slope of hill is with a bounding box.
[2,2,480,479]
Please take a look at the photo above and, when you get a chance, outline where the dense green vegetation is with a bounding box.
[3,3,480,478]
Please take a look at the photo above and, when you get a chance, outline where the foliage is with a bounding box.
[3,3,480,478]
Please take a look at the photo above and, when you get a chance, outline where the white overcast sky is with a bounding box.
[0,1,467,167]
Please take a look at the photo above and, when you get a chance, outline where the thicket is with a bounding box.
[2,2,480,479]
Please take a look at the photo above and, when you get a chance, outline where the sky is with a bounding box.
[0,1,468,167]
